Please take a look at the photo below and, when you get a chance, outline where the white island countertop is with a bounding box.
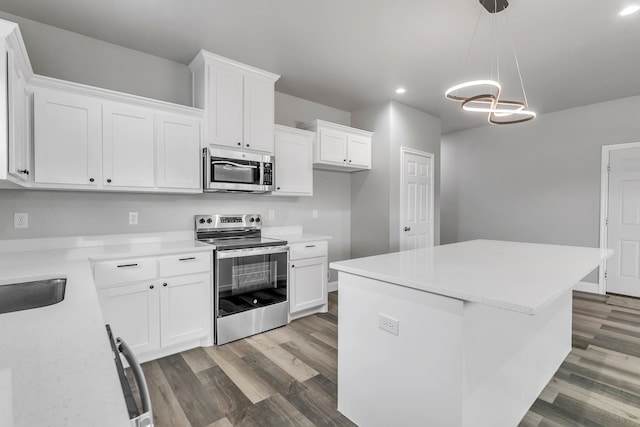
[0,234,214,427]
[330,240,612,315]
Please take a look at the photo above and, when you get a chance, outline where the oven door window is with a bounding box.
[211,157,261,184]
[217,251,287,317]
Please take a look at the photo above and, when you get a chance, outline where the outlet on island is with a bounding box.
[378,313,399,335]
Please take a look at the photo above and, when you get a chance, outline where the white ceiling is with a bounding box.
[0,0,638,133]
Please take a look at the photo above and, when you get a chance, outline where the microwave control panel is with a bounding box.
[263,163,273,185]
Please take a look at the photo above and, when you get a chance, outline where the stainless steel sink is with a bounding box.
[0,278,67,314]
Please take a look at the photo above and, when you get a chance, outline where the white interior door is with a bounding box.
[400,147,434,251]
[607,147,640,297]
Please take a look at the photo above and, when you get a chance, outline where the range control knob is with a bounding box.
[206,218,213,224]
[250,217,255,223]
[255,217,261,223]
[199,218,206,224]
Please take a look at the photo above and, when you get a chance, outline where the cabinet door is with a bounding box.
[7,47,30,182]
[273,129,313,196]
[317,128,348,166]
[156,113,201,190]
[33,88,102,186]
[347,134,372,169]
[160,273,211,347]
[290,257,328,314]
[243,74,275,154]
[103,102,155,188]
[208,64,243,149]
[98,282,161,355]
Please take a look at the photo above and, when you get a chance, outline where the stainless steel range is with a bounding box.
[195,214,289,345]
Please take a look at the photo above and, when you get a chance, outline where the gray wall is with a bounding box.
[0,10,354,281]
[351,101,441,258]
[0,11,193,106]
[441,95,640,282]
[351,102,391,258]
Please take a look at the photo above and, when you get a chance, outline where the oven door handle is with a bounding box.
[116,337,153,422]
[216,246,289,259]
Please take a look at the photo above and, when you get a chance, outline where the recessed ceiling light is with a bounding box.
[395,88,406,94]
[620,4,640,16]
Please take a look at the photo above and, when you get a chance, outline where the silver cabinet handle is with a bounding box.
[305,245,316,248]
[178,257,196,261]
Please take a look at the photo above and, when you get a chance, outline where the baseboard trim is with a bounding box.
[328,281,338,292]
[574,281,600,294]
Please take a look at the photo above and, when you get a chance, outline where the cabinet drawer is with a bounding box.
[94,258,158,287]
[158,252,212,277]
[290,241,328,260]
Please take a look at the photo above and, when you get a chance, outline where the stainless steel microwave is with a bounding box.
[203,147,274,193]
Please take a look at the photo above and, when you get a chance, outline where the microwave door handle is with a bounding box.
[116,337,153,420]
[211,161,257,169]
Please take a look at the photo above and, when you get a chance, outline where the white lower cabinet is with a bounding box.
[98,281,161,354]
[94,251,212,361]
[160,273,210,347]
[289,241,328,319]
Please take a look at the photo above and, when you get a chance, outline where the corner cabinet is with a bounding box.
[0,20,34,186]
[94,250,213,362]
[272,125,314,196]
[298,120,373,172]
[190,50,280,155]
[289,240,329,320]
[31,78,202,193]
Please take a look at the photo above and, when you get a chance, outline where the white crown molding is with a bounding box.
[189,49,280,82]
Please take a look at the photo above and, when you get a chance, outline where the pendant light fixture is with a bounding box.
[445,0,536,125]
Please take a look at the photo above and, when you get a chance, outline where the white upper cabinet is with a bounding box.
[272,125,313,196]
[7,45,32,183]
[103,102,155,188]
[34,87,102,186]
[155,113,201,190]
[31,77,203,193]
[190,50,280,155]
[0,20,34,187]
[299,120,373,172]
[207,63,244,148]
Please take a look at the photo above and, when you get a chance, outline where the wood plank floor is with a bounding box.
[136,291,640,426]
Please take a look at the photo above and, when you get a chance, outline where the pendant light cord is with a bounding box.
[504,9,530,108]
[462,6,484,74]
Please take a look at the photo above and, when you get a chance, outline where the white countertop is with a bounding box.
[262,226,332,244]
[0,234,213,427]
[330,240,612,315]
[265,233,333,245]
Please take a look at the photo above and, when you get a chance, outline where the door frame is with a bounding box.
[599,141,640,294]
[399,146,435,251]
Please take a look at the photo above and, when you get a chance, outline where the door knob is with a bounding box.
[404,227,411,232]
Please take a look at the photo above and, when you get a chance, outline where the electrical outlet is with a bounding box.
[312,209,318,219]
[14,213,28,229]
[268,210,275,220]
[379,314,399,336]
[129,212,138,225]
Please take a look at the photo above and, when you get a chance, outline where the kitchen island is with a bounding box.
[330,240,612,427]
